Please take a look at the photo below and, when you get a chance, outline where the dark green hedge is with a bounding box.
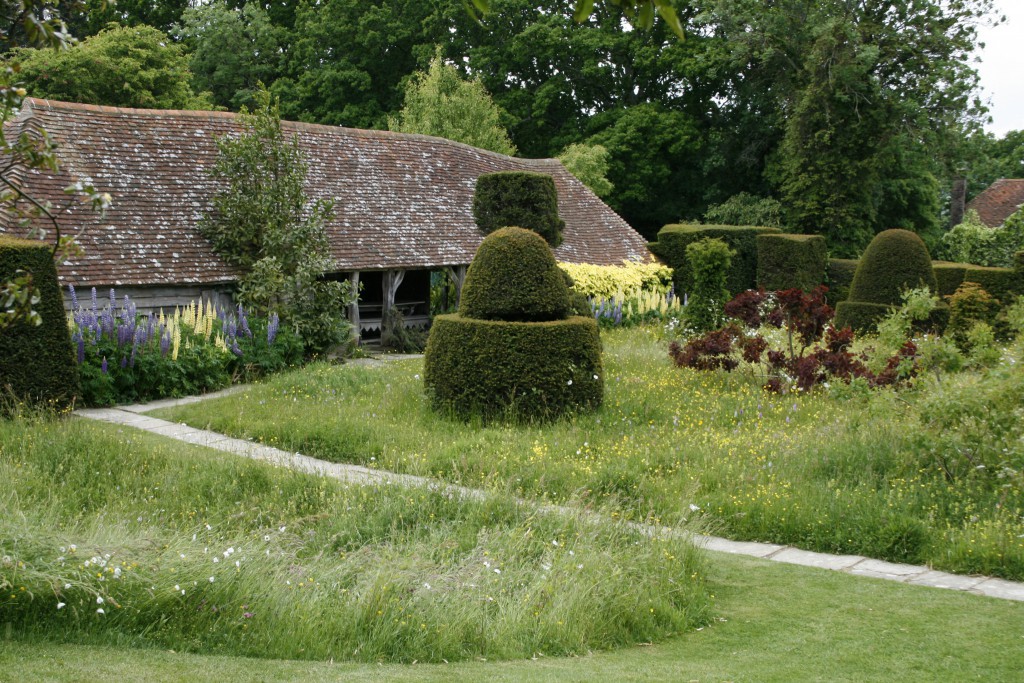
[652,224,781,297]
[472,172,565,247]
[933,262,968,297]
[964,265,1017,301]
[826,258,858,304]
[847,229,937,306]
[756,234,828,292]
[0,236,80,411]
[424,314,603,422]
[459,227,570,322]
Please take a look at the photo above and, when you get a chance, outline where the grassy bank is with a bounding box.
[0,417,710,662]
[3,550,1023,681]
[155,327,1024,579]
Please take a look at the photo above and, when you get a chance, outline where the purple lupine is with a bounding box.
[267,312,279,345]
[90,287,99,315]
[69,284,79,310]
[160,328,171,357]
[76,335,85,364]
[666,285,675,303]
[108,288,116,312]
[120,355,128,369]
[237,304,252,338]
[101,356,108,374]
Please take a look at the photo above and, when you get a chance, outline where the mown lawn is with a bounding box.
[155,327,1024,580]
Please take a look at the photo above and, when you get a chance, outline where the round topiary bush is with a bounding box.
[847,229,937,304]
[424,315,603,421]
[459,227,570,321]
[472,171,565,247]
[424,226,602,422]
[835,229,937,332]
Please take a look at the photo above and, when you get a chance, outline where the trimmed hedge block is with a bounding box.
[424,314,603,421]
[846,229,937,305]
[756,234,828,292]
[826,258,858,304]
[964,265,1016,301]
[933,261,968,296]
[459,227,570,321]
[473,171,565,247]
[652,223,781,297]
[0,236,80,411]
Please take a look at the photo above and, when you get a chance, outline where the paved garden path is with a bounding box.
[75,365,1024,604]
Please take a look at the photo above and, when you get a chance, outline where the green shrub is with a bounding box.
[826,258,858,304]
[932,261,968,296]
[651,223,781,297]
[424,315,603,421]
[685,238,734,333]
[946,282,1002,349]
[0,237,80,411]
[756,234,828,292]
[459,227,570,321]
[703,192,783,228]
[832,301,894,334]
[472,171,565,247]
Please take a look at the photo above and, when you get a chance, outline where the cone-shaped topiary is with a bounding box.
[473,171,565,247]
[425,227,601,422]
[835,229,939,332]
[0,236,80,412]
[459,227,570,321]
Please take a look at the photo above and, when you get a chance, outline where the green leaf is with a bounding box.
[573,0,596,24]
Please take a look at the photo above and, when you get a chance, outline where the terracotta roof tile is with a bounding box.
[966,178,1024,228]
[0,98,651,287]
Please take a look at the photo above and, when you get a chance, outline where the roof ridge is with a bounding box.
[20,97,560,165]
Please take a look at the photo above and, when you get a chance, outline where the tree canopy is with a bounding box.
[389,53,516,156]
[13,23,211,109]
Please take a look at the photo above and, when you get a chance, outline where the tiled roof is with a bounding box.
[966,178,1024,228]
[0,98,650,288]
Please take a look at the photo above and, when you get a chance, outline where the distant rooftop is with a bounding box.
[1,98,651,287]
[966,178,1024,228]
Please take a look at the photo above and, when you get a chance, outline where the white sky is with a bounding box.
[975,0,1024,136]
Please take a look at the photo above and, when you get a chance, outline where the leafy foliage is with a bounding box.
[200,88,354,354]
[940,208,1024,268]
[388,52,516,155]
[755,234,828,293]
[177,0,286,112]
[703,192,783,228]
[12,23,212,109]
[671,285,919,394]
[557,142,613,197]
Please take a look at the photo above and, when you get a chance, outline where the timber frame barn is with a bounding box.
[0,98,652,341]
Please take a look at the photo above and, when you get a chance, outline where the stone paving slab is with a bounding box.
[771,547,865,571]
[972,578,1024,601]
[118,386,249,413]
[73,401,1024,604]
[908,570,987,592]
[694,535,786,558]
[847,558,928,581]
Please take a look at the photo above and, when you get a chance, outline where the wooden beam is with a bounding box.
[348,271,361,334]
[381,269,406,338]
[446,265,468,307]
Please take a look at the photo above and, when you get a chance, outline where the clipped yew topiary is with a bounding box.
[756,234,828,292]
[473,171,565,247]
[651,224,781,297]
[425,227,602,422]
[826,258,859,304]
[459,226,570,321]
[835,229,939,332]
[0,236,80,411]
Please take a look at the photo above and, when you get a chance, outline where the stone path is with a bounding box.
[75,387,1024,604]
